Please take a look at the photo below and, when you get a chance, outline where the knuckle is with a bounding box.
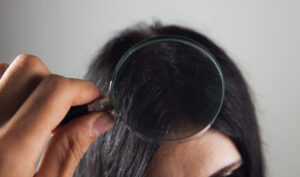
[16,54,43,68]
[40,74,73,105]
[67,130,89,162]
[42,74,69,91]
[15,54,50,76]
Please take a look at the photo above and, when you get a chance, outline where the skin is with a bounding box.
[146,131,242,177]
[0,54,114,177]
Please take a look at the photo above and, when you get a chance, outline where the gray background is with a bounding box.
[0,0,299,176]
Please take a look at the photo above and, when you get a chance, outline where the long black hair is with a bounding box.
[73,22,265,177]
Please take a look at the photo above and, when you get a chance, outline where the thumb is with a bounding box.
[34,112,114,177]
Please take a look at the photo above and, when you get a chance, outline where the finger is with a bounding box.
[0,75,103,165]
[0,62,9,78]
[0,54,50,125]
[35,112,114,177]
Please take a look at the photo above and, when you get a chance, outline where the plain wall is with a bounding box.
[0,0,299,176]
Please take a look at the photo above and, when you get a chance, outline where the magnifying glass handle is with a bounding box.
[60,96,113,125]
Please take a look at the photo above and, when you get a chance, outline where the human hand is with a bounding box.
[0,54,114,177]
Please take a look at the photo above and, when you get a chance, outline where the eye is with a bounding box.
[222,171,232,177]
[222,169,241,177]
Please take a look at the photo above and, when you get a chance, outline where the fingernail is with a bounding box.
[92,114,114,137]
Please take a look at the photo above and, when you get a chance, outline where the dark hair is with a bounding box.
[74,22,264,177]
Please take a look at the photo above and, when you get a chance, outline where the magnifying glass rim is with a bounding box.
[109,35,225,144]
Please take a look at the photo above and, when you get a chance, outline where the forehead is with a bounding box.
[146,131,241,177]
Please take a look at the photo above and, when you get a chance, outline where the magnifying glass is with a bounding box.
[60,35,225,144]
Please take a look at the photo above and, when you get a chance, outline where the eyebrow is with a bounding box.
[209,159,242,177]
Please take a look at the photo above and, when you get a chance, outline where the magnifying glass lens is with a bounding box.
[110,36,224,143]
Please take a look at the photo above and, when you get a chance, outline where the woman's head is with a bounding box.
[74,22,264,177]
[110,35,225,143]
